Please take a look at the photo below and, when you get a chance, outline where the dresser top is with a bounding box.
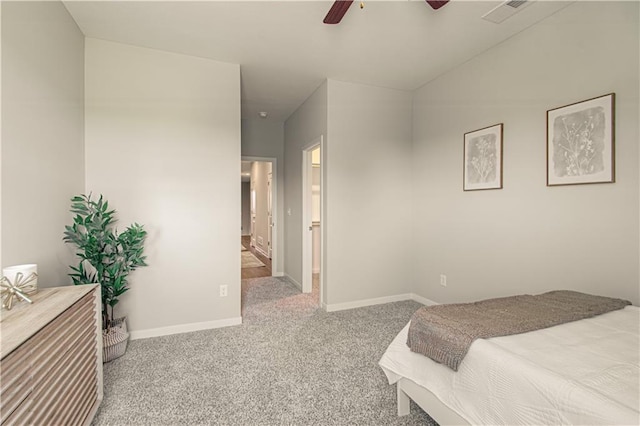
[0,284,98,359]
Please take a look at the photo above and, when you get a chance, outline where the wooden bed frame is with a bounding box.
[397,377,469,425]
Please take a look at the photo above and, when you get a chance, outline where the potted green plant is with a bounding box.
[63,194,147,362]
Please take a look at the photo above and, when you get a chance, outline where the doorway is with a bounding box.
[241,158,277,279]
[302,137,323,305]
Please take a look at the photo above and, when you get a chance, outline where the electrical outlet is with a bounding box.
[440,274,447,287]
[220,285,228,297]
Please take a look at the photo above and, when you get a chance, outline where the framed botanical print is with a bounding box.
[463,123,503,191]
[547,93,615,186]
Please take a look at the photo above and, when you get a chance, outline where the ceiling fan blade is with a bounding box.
[323,0,354,25]
[426,0,449,10]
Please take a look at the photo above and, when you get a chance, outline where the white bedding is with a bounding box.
[379,305,640,425]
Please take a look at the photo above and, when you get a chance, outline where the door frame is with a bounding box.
[242,156,278,276]
[267,171,273,258]
[302,136,324,305]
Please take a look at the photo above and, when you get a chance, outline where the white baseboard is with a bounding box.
[326,293,412,312]
[272,271,285,277]
[284,274,302,290]
[325,293,439,312]
[130,316,243,340]
[128,293,439,339]
[410,293,439,306]
[255,245,270,259]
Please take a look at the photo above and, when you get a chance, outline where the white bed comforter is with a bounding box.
[379,306,640,425]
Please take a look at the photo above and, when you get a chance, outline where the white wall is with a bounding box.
[412,1,639,305]
[241,119,284,273]
[1,1,84,287]
[284,82,328,288]
[85,39,241,335]
[325,80,413,306]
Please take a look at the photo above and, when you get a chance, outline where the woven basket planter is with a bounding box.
[103,317,129,363]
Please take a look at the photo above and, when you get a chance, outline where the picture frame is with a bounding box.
[463,123,503,191]
[547,93,615,186]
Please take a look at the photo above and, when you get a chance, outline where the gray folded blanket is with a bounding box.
[407,290,631,371]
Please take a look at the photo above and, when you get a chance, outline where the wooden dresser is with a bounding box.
[0,285,103,425]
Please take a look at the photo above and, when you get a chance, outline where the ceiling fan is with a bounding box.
[324,0,449,25]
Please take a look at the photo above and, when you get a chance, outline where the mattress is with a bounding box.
[379,305,640,425]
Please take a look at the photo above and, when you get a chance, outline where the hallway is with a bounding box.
[241,235,272,279]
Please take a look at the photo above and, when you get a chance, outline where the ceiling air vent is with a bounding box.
[506,0,527,8]
[482,0,532,24]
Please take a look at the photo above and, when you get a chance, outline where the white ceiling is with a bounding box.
[64,0,573,122]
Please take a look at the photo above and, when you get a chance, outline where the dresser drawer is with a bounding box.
[0,285,103,426]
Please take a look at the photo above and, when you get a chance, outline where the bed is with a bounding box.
[379,302,640,425]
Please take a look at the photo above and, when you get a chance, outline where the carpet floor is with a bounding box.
[93,277,438,425]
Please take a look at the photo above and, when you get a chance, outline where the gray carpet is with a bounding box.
[93,277,438,425]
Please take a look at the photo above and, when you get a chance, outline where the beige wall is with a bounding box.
[85,38,241,336]
[284,79,413,306]
[3,0,637,339]
[284,81,328,289]
[412,1,639,305]
[1,1,85,287]
[325,80,413,307]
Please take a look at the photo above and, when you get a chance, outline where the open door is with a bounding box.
[302,137,323,303]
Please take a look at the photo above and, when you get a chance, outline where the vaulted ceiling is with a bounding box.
[64,0,573,121]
